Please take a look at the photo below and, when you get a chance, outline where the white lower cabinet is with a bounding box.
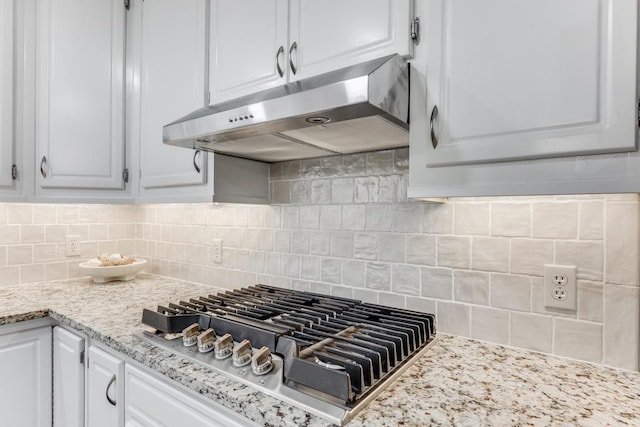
[125,364,257,427]
[53,326,85,427]
[88,345,125,427]
[0,326,52,427]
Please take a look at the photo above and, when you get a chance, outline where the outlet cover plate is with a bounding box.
[212,239,223,263]
[544,264,577,311]
[66,235,80,257]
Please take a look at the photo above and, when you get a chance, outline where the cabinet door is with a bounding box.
[0,327,52,427]
[53,327,85,427]
[0,0,14,188]
[422,0,637,167]
[288,0,413,81]
[87,345,124,427]
[125,365,257,427]
[209,0,288,104]
[136,0,213,202]
[36,0,126,189]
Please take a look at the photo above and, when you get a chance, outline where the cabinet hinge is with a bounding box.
[11,164,17,180]
[411,17,420,45]
[80,350,85,365]
[124,0,130,10]
[123,168,129,183]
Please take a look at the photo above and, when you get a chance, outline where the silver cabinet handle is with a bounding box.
[40,156,48,178]
[193,150,201,174]
[289,41,297,75]
[276,45,284,78]
[430,105,439,149]
[106,375,116,406]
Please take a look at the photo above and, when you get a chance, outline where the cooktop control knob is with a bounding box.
[197,328,216,353]
[214,333,233,360]
[182,323,200,347]
[232,339,252,367]
[251,346,273,376]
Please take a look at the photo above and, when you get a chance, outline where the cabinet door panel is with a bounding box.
[36,0,126,189]
[289,0,413,81]
[138,0,209,192]
[210,0,288,103]
[53,327,85,427]
[88,346,124,427]
[0,0,13,188]
[424,0,637,167]
[0,327,52,427]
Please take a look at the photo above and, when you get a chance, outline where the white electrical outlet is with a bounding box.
[212,239,223,263]
[66,235,80,257]
[544,264,577,310]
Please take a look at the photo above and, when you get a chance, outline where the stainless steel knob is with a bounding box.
[182,323,200,347]
[214,333,233,360]
[251,346,273,376]
[197,328,216,353]
[232,339,252,367]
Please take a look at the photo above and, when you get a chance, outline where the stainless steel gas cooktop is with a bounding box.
[136,284,437,425]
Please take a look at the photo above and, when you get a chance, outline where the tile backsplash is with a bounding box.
[1,148,639,370]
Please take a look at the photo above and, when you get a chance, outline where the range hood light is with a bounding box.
[305,116,331,125]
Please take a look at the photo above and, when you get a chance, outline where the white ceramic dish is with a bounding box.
[79,259,147,283]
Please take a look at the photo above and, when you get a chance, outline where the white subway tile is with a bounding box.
[532,202,578,239]
[45,225,67,244]
[604,285,639,370]
[0,225,20,245]
[354,288,378,304]
[406,234,436,266]
[0,266,19,286]
[0,247,5,266]
[366,150,393,174]
[421,267,453,300]
[365,205,391,231]
[321,258,342,284]
[281,254,300,278]
[311,180,331,204]
[454,270,490,305]
[354,177,379,203]
[437,236,470,269]
[471,237,509,273]
[264,253,280,275]
[45,262,67,281]
[366,262,390,291]
[378,233,405,262]
[391,264,420,296]
[491,202,531,237]
[605,203,639,286]
[301,256,320,281]
[309,281,331,295]
[330,232,353,258]
[555,241,603,281]
[34,205,57,225]
[332,285,354,299]
[8,245,33,265]
[0,205,6,224]
[20,264,45,284]
[343,153,366,175]
[471,307,509,345]
[264,207,282,228]
[422,203,453,235]
[57,206,78,224]
[291,181,312,204]
[272,182,291,204]
[510,239,553,276]
[353,233,377,260]
[405,296,436,314]
[21,225,45,244]
[342,259,365,288]
[436,301,470,336]
[454,203,490,236]
[378,175,405,203]
[342,206,365,231]
[282,207,300,229]
[320,206,342,230]
[310,231,330,255]
[577,281,603,322]
[282,161,301,179]
[291,230,310,254]
[578,201,604,240]
[7,205,33,224]
[331,178,354,203]
[392,205,421,233]
[378,292,405,309]
[491,273,531,312]
[273,230,291,252]
[554,318,602,363]
[510,312,552,353]
[300,206,320,229]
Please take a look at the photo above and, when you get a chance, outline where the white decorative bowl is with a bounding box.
[79,259,147,283]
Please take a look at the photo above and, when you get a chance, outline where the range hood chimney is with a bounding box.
[163,54,409,163]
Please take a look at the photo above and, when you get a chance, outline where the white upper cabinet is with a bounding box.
[0,0,14,188]
[209,0,414,104]
[409,0,640,197]
[209,0,288,103]
[289,0,413,81]
[35,0,126,191]
[133,0,213,202]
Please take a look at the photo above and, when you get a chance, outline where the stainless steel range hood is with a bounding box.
[163,54,409,163]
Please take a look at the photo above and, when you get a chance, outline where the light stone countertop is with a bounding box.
[2,274,640,427]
